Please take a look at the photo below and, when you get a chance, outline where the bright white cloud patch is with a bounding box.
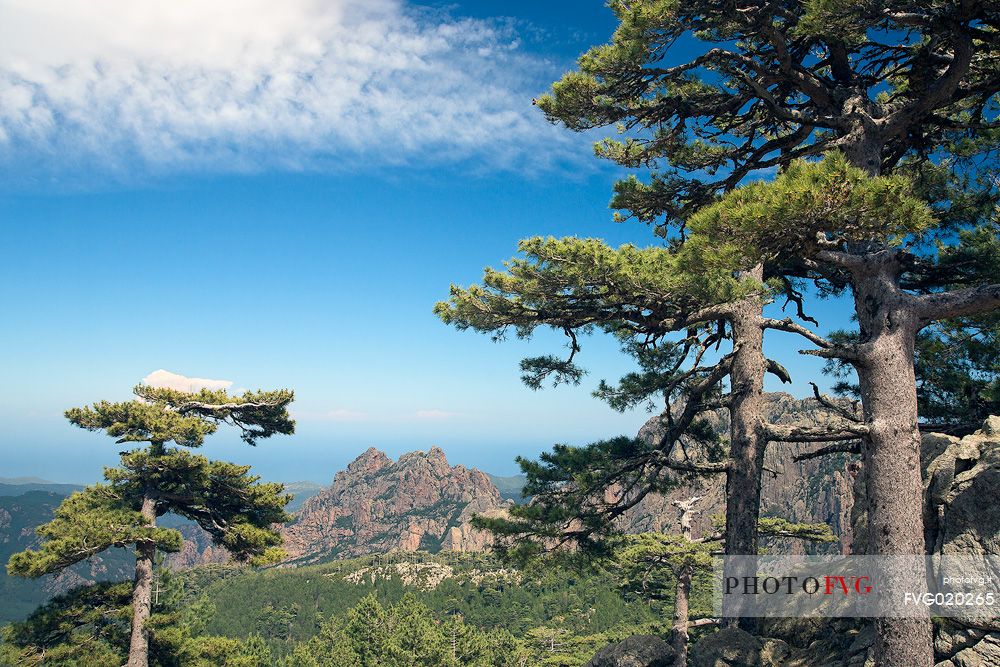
[0,0,578,184]
[141,369,233,392]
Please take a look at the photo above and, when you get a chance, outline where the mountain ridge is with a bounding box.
[281,446,511,563]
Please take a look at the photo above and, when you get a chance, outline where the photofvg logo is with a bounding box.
[723,573,873,596]
[714,556,1000,619]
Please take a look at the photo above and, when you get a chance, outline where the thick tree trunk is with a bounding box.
[722,265,768,632]
[852,259,932,667]
[128,493,157,667]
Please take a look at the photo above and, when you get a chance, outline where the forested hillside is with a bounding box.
[170,551,703,665]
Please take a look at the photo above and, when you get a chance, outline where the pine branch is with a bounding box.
[917,283,1000,322]
[793,441,862,462]
[762,317,833,349]
[766,422,868,443]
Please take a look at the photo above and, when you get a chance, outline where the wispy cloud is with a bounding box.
[0,0,582,187]
[141,369,233,392]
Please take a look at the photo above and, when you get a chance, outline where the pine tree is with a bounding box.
[437,236,862,624]
[6,383,295,667]
[523,2,999,663]
[344,594,396,667]
[390,593,450,666]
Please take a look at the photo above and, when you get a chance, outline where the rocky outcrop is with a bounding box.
[280,446,511,562]
[584,635,676,667]
[163,524,230,570]
[683,415,1000,667]
[689,628,767,667]
[624,393,858,554]
[914,417,1000,666]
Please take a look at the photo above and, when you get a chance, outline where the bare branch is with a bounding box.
[763,317,832,349]
[766,359,792,384]
[793,441,862,462]
[664,460,729,474]
[809,382,861,424]
[815,249,866,271]
[766,422,868,443]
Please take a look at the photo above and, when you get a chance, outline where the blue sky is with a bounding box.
[0,0,854,483]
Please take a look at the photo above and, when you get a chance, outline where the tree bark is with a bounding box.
[722,265,768,632]
[851,256,932,667]
[672,497,700,667]
[672,567,692,667]
[128,493,157,667]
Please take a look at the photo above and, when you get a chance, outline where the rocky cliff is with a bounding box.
[623,393,858,554]
[657,415,1000,667]
[280,446,511,563]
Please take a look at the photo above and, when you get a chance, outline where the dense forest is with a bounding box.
[3,552,714,666]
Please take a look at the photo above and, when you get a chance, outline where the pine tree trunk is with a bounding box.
[128,493,157,667]
[835,134,934,665]
[672,497,700,667]
[851,260,933,667]
[722,265,767,632]
[672,567,692,667]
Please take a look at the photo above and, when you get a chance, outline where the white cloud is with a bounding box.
[141,369,233,392]
[0,0,581,185]
[413,409,459,420]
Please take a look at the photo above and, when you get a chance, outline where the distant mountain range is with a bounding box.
[485,473,528,501]
[0,478,83,497]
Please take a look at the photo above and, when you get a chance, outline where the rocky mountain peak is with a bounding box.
[345,447,393,477]
[282,446,510,563]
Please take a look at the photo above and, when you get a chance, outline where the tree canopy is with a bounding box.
[7,383,296,667]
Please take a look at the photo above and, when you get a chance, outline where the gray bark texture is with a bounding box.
[722,265,768,633]
[851,258,932,667]
[128,493,157,667]
[672,497,701,667]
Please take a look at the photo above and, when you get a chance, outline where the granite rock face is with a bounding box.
[280,446,511,562]
[914,417,1000,666]
[683,416,1000,667]
[623,393,858,554]
[689,628,765,667]
[163,524,230,570]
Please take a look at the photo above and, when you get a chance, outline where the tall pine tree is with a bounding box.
[530,2,999,663]
[7,384,295,667]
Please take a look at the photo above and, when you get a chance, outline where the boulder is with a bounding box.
[584,634,676,667]
[689,628,763,667]
[945,634,1000,667]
